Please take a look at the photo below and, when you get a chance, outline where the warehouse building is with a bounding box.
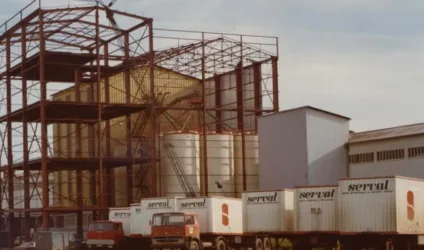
[348,123,424,178]
[258,106,350,189]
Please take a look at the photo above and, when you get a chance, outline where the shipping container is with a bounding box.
[138,197,180,236]
[129,203,142,236]
[177,197,243,234]
[294,185,338,232]
[108,207,131,236]
[242,190,294,233]
[338,176,424,234]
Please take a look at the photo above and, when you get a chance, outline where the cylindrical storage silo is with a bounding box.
[234,132,259,197]
[200,132,235,197]
[160,131,201,197]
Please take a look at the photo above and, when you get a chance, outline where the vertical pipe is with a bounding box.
[66,95,72,207]
[39,9,49,230]
[104,43,113,206]
[271,56,279,112]
[21,24,30,241]
[124,34,133,205]
[75,69,83,238]
[94,5,105,218]
[148,20,157,196]
[201,32,208,196]
[6,29,14,248]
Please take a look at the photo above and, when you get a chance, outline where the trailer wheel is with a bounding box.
[263,237,271,250]
[217,239,226,250]
[190,240,200,250]
[256,238,263,250]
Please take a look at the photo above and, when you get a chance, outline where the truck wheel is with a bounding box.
[217,239,226,250]
[256,238,263,250]
[263,237,271,250]
[190,241,200,250]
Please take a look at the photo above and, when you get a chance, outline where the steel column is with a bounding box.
[271,56,279,112]
[201,32,208,196]
[94,6,105,218]
[75,68,83,238]
[6,28,15,248]
[21,23,31,242]
[214,75,222,133]
[253,63,262,132]
[104,43,113,206]
[148,20,157,196]
[39,9,49,230]
[124,34,133,205]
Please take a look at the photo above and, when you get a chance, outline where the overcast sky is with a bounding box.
[2,0,424,132]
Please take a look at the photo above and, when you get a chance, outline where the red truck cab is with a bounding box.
[86,220,125,249]
[151,212,201,250]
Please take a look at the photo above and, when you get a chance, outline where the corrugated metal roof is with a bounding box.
[349,123,424,144]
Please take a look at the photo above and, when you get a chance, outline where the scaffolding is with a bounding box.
[0,0,279,246]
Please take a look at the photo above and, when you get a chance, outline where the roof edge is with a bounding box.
[258,105,351,121]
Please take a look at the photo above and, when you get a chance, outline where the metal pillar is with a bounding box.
[75,68,83,238]
[201,32,208,196]
[21,22,31,242]
[6,26,14,248]
[271,56,279,112]
[124,34,133,205]
[94,6,105,219]
[39,9,49,230]
[148,20,157,196]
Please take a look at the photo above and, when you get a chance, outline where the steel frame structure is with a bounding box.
[0,1,279,247]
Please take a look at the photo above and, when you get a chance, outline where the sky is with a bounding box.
[2,0,424,132]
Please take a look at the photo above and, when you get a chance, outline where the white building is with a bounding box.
[348,123,424,178]
[258,106,350,189]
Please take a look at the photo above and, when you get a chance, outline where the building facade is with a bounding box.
[348,123,424,178]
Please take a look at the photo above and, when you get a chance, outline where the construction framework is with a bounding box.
[0,0,279,246]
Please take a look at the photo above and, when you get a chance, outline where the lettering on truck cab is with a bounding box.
[342,179,392,194]
[246,192,278,204]
[299,189,336,202]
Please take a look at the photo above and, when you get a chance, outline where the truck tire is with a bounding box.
[216,239,226,250]
[190,240,200,250]
[256,238,263,250]
[263,237,271,250]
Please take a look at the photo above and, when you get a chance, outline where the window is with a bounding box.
[152,214,186,227]
[65,214,76,229]
[186,215,194,225]
[348,153,374,164]
[408,147,424,158]
[88,222,115,231]
[376,149,405,161]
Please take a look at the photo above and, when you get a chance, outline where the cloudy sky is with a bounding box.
[2,0,424,132]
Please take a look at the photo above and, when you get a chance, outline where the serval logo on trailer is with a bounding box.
[407,190,415,221]
[221,203,229,226]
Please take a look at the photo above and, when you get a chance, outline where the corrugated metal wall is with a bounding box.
[305,109,349,186]
[258,107,350,190]
[258,110,308,190]
[51,66,201,207]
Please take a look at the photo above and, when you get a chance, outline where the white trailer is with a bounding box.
[294,185,338,232]
[108,207,131,236]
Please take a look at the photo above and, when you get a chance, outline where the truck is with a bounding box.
[151,197,243,250]
[86,197,180,250]
[86,207,131,249]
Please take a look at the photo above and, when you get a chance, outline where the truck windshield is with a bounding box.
[152,214,185,226]
[88,222,118,231]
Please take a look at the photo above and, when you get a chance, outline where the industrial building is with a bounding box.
[0,1,279,244]
[258,106,350,189]
[348,123,424,178]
